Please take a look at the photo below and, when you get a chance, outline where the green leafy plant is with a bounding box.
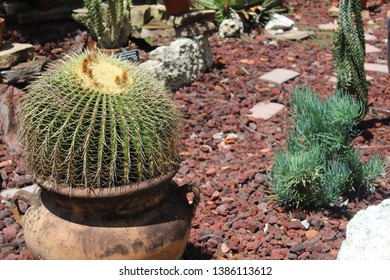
[193,0,286,26]
[270,88,385,209]
[72,0,132,49]
[18,51,180,189]
[333,0,368,112]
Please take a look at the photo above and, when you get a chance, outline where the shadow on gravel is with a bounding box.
[182,243,212,260]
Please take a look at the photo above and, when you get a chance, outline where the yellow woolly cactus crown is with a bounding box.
[19,51,180,189]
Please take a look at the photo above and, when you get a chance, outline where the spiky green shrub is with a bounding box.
[193,0,286,26]
[269,88,384,209]
[18,51,180,189]
[72,0,132,49]
[333,0,368,112]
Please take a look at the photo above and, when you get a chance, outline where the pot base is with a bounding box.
[22,181,197,260]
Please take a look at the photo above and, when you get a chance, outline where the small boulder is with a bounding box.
[338,199,390,259]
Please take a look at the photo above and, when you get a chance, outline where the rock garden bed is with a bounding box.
[0,0,389,260]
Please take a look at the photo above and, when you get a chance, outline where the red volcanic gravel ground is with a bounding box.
[1,0,390,260]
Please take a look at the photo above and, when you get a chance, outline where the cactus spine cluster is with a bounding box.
[333,0,368,112]
[19,51,180,189]
[72,0,132,49]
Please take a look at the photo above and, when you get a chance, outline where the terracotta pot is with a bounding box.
[0,18,4,50]
[17,169,199,259]
[163,0,191,15]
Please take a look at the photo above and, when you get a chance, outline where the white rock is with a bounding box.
[265,14,294,31]
[0,184,39,199]
[225,133,238,140]
[338,199,390,260]
[218,18,244,38]
[189,132,197,140]
[139,36,212,90]
[301,219,310,229]
[212,132,224,140]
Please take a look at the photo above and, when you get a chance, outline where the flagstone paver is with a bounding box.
[364,63,389,74]
[364,33,378,41]
[365,44,381,53]
[248,102,286,120]
[275,30,314,41]
[318,22,338,31]
[259,68,300,85]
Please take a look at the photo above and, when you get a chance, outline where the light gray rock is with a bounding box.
[218,10,243,38]
[265,14,294,31]
[218,17,244,38]
[0,184,38,199]
[248,102,285,120]
[338,199,390,260]
[139,36,212,90]
[0,43,34,70]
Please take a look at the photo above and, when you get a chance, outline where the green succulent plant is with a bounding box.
[72,0,132,49]
[269,88,385,209]
[18,51,180,189]
[193,0,286,25]
[333,0,368,113]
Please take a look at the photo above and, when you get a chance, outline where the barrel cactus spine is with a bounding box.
[19,51,180,190]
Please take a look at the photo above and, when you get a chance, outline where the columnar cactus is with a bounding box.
[333,0,368,112]
[19,51,180,189]
[72,0,132,49]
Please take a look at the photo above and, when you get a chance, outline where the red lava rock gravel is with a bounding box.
[0,0,389,260]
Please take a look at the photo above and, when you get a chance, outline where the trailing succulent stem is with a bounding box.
[72,0,132,49]
[333,0,368,112]
[19,51,180,189]
[270,88,384,209]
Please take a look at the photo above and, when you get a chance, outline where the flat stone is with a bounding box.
[0,43,34,70]
[140,26,175,38]
[364,33,378,41]
[328,6,339,17]
[364,63,389,74]
[176,21,216,37]
[259,68,300,84]
[275,30,314,41]
[165,10,216,27]
[0,184,38,199]
[318,22,338,31]
[1,56,49,83]
[130,5,152,26]
[265,14,295,31]
[248,102,285,120]
[365,43,381,53]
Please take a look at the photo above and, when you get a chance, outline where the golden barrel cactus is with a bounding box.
[19,51,180,189]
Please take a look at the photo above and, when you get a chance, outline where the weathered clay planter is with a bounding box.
[17,168,199,260]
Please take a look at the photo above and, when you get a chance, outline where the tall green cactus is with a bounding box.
[72,0,132,49]
[333,0,368,113]
[18,51,180,189]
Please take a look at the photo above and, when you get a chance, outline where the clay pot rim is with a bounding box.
[36,165,179,199]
